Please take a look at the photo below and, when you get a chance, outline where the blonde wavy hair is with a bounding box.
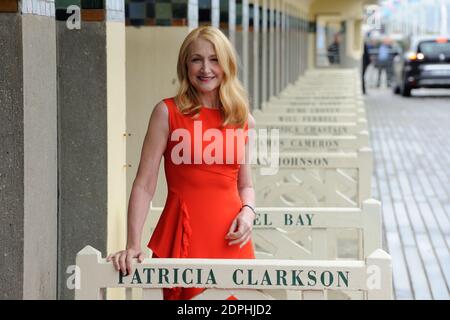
[174,26,249,127]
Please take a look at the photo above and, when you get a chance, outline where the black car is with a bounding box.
[392,36,450,96]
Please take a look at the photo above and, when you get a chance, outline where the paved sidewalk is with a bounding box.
[365,88,450,300]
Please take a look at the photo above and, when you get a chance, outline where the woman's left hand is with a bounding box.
[225,207,255,248]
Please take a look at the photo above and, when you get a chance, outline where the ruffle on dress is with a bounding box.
[147,190,192,300]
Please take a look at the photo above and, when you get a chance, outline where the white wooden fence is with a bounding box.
[253,149,373,207]
[79,69,392,300]
[145,199,381,263]
[253,110,365,123]
[280,92,363,100]
[261,103,366,116]
[245,68,389,298]
[274,132,370,152]
[256,121,367,135]
[75,246,392,300]
[252,199,381,260]
[263,100,365,110]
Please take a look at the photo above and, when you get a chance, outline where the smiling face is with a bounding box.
[187,38,224,98]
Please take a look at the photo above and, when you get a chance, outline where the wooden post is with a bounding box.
[362,200,382,258]
[359,147,373,204]
[75,246,102,300]
[366,249,393,300]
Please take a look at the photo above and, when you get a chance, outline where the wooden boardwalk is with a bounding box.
[365,88,450,300]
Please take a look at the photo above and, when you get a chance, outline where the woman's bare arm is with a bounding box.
[236,113,256,209]
[107,100,169,275]
[226,114,256,248]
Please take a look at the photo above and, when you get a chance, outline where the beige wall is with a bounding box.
[106,21,127,300]
[309,0,365,67]
[106,21,127,257]
[285,0,312,13]
[125,27,190,255]
[346,18,364,61]
[310,0,364,19]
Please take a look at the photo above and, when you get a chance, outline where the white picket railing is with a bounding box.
[253,149,373,208]
[84,69,390,301]
[146,200,380,264]
[256,120,367,135]
[252,199,381,260]
[75,246,393,300]
[262,101,365,112]
[275,132,370,152]
[253,110,365,123]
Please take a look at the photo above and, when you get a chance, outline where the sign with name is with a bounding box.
[279,139,340,149]
[251,208,364,229]
[282,108,354,113]
[254,153,359,170]
[261,125,349,135]
[253,212,314,227]
[274,115,340,122]
[257,156,329,167]
[117,265,353,290]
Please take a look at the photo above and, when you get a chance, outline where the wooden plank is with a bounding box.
[418,201,450,290]
[253,229,311,259]
[125,288,132,300]
[311,228,328,259]
[366,250,393,299]
[403,247,433,300]
[302,290,326,300]
[415,234,449,299]
[76,245,382,299]
[405,200,449,298]
[386,231,413,299]
[428,198,450,248]
[142,289,163,300]
[382,199,413,299]
[394,202,432,299]
[256,122,362,136]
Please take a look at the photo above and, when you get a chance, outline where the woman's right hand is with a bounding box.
[106,247,145,276]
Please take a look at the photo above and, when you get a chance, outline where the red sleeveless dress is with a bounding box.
[147,97,255,300]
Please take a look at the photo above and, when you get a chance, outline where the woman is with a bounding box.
[107,26,256,300]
